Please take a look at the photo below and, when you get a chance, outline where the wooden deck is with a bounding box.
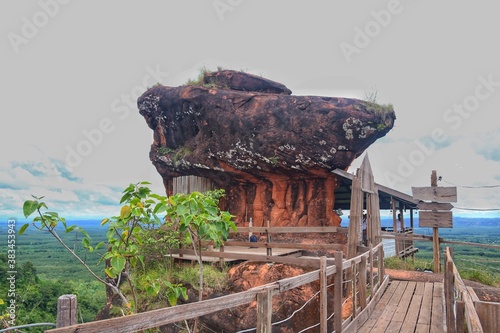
[358,280,445,333]
[170,245,302,263]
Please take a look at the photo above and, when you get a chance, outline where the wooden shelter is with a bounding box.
[332,155,419,259]
[172,175,214,194]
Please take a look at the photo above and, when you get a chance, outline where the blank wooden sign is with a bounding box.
[419,211,453,228]
[412,186,457,203]
[417,202,454,211]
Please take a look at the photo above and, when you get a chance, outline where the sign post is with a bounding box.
[412,170,457,273]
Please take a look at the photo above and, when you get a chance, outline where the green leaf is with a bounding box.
[180,287,188,301]
[205,205,218,215]
[23,200,38,218]
[120,205,132,219]
[104,267,116,278]
[119,193,131,204]
[153,202,166,214]
[95,241,105,250]
[18,223,29,235]
[65,225,76,233]
[110,255,126,273]
[101,218,109,226]
[82,237,90,248]
[79,228,91,240]
[167,293,178,306]
[129,256,137,267]
[132,207,141,217]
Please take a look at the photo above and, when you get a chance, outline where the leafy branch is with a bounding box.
[21,197,129,306]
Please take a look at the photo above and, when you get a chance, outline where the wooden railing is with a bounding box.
[46,242,387,333]
[444,247,483,333]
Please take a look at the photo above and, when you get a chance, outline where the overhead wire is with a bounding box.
[436,179,500,211]
[442,180,500,189]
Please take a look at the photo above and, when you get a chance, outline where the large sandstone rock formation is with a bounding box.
[138,70,395,227]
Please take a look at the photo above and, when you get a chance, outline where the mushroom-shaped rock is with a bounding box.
[138,70,395,227]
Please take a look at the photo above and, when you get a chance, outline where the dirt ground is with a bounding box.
[386,268,500,303]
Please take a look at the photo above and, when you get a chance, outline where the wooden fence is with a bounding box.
[46,243,387,333]
[444,247,483,333]
[444,246,500,333]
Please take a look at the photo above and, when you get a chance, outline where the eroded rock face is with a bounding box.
[200,262,333,332]
[138,70,395,227]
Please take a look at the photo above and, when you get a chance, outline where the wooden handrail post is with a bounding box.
[320,256,328,333]
[433,227,441,273]
[352,262,357,318]
[359,256,367,309]
[56,294,77,328]
[256,288,273,333]
[219,244,225,269]
[378,245,385,280]
[368,243,374,294]
[266,220,272,256]
[456,301,465,333]
[334,251,343,333]
[445,255,456,333]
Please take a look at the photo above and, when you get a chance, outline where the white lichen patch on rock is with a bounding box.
[278,144,296,151]
[342,117,377,140]
[159,155,173,165]
[295,153,312,166]
[138,94,160,114]
[359,125,376,139]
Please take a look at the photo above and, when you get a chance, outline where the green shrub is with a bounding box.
[384,257,433,272]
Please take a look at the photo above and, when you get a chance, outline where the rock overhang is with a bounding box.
[138,69,395,227]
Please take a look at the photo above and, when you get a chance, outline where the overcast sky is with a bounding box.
[1,1,499,220]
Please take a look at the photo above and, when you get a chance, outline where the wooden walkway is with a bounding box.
[358,280,445,333]
[170,245,302,263]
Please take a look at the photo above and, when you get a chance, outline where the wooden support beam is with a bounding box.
[266,220,272,256]
[392,198,400,255]
[369,243,374,298]
[257,288,273,333]
[320,256,328,333]
[352,262,357,318]
[347,175,363,259]
[445,256,456,333]
[378,246,385,279]
[56,295,77,328]
[334,251,343,333]
[359,256,367,309]
[431,170,441,273]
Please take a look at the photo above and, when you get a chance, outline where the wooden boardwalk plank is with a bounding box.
[368,281,408,332]
[392,281,417,322]
[430,282,445,333]
[358,281,401,333]
[358,281,445,333]
[384,282,417,333]
[417,283,434,326]
[415,323,430,333]
[414,281,426,295]
[400,282,425,333]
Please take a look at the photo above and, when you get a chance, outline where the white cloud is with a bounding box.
[352,135,500,217]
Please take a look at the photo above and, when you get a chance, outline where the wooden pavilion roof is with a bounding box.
[332,168,419,211]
